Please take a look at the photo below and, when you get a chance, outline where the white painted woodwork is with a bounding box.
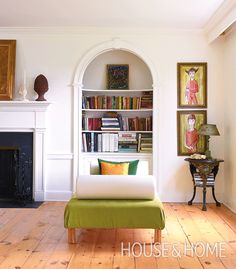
[0,101,51,201]
[72,38,159,194]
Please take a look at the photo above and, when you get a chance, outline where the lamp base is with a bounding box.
[205,149,212,159]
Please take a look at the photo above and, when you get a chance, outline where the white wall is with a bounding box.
[223,25,236,212]
[0,28,225,202]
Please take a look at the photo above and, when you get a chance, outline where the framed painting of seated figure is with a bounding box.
[177,110,207,156]
[0,40,16,100]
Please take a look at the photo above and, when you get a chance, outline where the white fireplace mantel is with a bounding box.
[0,101,51,201]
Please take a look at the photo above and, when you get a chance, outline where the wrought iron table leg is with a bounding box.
[212,187,221,207]
[188,186,196,205]
[202,187,207,211]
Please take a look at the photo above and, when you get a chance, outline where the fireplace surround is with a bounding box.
[0,101,50,201]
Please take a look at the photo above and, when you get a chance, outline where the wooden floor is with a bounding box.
[0,203,236,269]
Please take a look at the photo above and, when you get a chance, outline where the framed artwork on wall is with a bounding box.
[0,40,16,100]
[177,62,207,108]
[177,110,207,156]
[107,64,129,89]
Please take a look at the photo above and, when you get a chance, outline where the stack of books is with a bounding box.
[141,91,153,109]
[118,133,138,153]
[138,133,152,153]
[101,112,121,131]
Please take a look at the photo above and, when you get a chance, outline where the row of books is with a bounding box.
[137,133,152,153]
[82,115,152,131]
[82,132,153,153]
[82,94,153,110]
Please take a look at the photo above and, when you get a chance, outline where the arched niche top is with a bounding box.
[73,38,158,89]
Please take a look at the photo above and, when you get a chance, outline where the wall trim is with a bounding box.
[72,38,160,194]
[223,202,236,214]
[47,153,74,160]
[0,26,204,36]
[205,0,236,42]
[45,191,73,201]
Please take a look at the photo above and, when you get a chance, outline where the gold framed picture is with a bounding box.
[177,110,207,156]
[177,62,207,108]
[0,40,16,100]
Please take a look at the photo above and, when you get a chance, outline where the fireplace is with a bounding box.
[0,101,50,201]
[0,132,33,203]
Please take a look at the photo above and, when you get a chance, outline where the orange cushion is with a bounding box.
[100,162,129,175]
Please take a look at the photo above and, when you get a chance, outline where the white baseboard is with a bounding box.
[34,191,45,201]
[45,191,73,201]
[223,201,236,213]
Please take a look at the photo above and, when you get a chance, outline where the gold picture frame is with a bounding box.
[177,110,207,156]
[0,40,16,100]
[177,62,207,108]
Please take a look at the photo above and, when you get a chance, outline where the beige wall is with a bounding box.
[224,25,236,212]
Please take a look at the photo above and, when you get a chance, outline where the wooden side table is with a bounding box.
[184,158,224,211]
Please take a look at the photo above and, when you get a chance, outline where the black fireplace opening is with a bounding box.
[0,132,33,204]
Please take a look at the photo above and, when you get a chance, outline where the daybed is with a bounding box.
[64,197,165,244]
[64,163,165,244]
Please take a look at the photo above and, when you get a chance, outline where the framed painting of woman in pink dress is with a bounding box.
[177,62,207,108]
[177,110,207,156]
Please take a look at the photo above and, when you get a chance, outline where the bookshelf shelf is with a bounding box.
[82,109,153,112]
[82,130,152,133]
[81,152,152,157]
[82,88,153,93]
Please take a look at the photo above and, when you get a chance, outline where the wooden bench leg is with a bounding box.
[68,228,76,244]
[154,229,161,244]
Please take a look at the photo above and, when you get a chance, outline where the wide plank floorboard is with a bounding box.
[0,202,235,269]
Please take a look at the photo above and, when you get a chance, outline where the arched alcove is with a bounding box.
[72,39,159,193]
[83,50,153,89]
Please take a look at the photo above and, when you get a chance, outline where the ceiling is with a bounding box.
[0,0,225,29]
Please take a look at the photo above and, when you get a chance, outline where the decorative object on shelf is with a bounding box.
[177,62,207,108]
[185,158,224,211]
[107,64,129,89]
[198,124,220,159]
[34,74,48,101]
[177,110,207,156]
[0,40,16,100]
[189,153,206,159]
[19,70,29,101]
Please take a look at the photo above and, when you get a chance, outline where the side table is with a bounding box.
[184,158,224,211]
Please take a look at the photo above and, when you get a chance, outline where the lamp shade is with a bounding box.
[198,124,220,136]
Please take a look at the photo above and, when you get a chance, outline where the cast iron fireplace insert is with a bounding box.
[0,132,33,204]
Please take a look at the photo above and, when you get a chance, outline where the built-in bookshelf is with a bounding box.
[81,89,153,154]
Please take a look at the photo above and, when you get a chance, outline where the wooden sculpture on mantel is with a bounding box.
[34,74,48,101]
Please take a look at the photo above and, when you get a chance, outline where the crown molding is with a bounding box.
[0,26,204,37]
[204,0,236,43]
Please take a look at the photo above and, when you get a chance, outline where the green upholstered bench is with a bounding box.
[64,198,165,244]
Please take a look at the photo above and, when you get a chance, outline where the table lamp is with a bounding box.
[198,124,220,159]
